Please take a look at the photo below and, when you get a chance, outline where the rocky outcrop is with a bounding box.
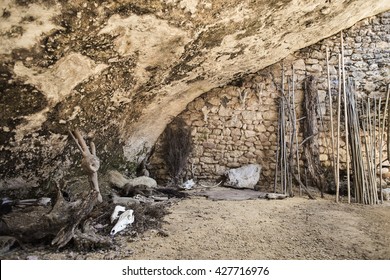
[0,0,389,188]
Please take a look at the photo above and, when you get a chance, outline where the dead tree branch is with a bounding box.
[69,130,102,203]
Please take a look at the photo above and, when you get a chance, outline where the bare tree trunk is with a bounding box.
[69,130,103,203]
[0,129,109,250]
[303,76,326,197]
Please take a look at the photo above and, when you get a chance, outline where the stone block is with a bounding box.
[200,156,217,164]
[319,154,328,161]
[244,130,256,138]
[364,82,376,92]
[263,110,278,121]
[218,106,231,117]
[223,128,231,136]
[267,126,275,132]
[231,128,242,136]
[194,98,205,110]
[306,64,323,73]
[193,120,205,127]
[203,142,216,149]
[306,58,319,64]
[255,125,266,132]
[208,96,222,106]
[242,111,257,120]
[311,51,325,60]
[293,59,306,71]
[230,150,244,158]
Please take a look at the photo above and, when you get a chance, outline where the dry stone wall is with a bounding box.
[150,11,390,187]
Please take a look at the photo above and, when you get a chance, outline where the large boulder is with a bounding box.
[224,164,262,189]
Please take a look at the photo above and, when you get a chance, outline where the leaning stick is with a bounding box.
[274,103,281,193]
[373,97,378,203]
[292,66,301,196]
[378,97,383,203]
[287,77,293,196]
[387,84,390,169]
[287,77,295,196]
[341,31,351,204]
[362,102,369,204]
[336,54,341,203]
[380,85,390,202]
[326,47,336,187]
[368,98,373,204]
[281,96,287,194]
[282,62,288,195]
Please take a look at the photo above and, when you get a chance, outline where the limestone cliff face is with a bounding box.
[0,0,389,188]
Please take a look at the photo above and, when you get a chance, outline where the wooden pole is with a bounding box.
[346,81,359,203]
[292,66,301,196]
[387,84,390,170]
[336,54,341,203]
[274,103,281,193]
[341,31,351,204]
[326,47,336,190]
[362,101,370,204]
[378,97,383,203]
[282,97,287,194]
[367,97,373,204]
[374,97,377,195]
[287,77,293,196]
[281,63,288,195]
[381,85,390,202]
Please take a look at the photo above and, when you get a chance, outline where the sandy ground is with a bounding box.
[128,194,390,260]
[2,191,390,260]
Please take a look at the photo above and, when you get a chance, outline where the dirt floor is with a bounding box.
[2,188,390,260]
[128,194,390,260]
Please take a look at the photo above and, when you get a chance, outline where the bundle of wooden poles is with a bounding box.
[329,32,390,205]
[346,80,388,204]
[274,31,390,204]
[274,63,308,198]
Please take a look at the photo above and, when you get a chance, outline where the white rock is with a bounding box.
[127,176,157,188]
[224,164,262,189]
[109,170,157,189]
[382,188,390,201]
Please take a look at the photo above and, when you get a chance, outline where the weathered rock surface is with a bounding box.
[109,171,157,189]
[224,164,261,189]
[126,176,157,189]
[1,0,389,188]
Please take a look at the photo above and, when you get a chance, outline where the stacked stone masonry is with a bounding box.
[150,11,390,186]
